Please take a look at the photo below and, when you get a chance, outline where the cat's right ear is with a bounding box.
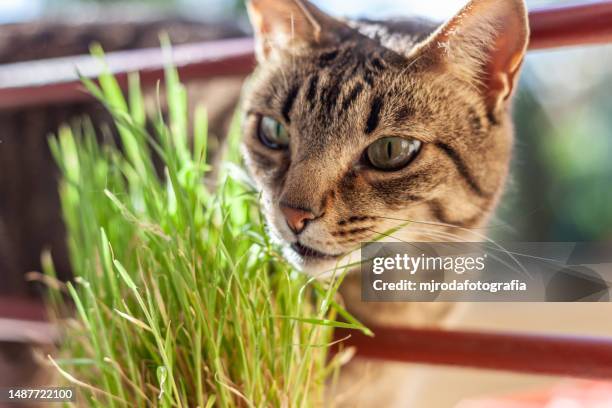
[412,0,529,117]
[247,0,344,62]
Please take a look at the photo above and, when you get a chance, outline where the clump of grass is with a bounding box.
[46,48,367,407]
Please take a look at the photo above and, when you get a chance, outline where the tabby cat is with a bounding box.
[241,0,529,405]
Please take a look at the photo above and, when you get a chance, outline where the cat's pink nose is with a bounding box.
[280,204,315,234]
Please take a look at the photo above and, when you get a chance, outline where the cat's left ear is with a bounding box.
[247,0,345,61]
[414,0,529,116]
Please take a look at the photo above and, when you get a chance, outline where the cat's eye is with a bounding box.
[366,137,421,171]
[258,116,290,149]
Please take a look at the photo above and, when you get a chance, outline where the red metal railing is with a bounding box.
[0,38,256,110]
[4,298,612,380]
[0,296,48,322]
[529,1,612,49]
[336,326,612,379]
[2,1,612,110]
[1,0,612,380]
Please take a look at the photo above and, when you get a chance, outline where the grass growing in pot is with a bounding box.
[46,47,368,407]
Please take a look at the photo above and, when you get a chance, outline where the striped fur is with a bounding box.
[243,0,528,272]
[243,0,529,406]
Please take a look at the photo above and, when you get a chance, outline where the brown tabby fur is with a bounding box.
[241,0,529,405]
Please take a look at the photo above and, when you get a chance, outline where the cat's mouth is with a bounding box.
[290,242,340,260]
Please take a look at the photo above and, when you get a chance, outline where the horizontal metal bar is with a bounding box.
[0,296,48,322]
[336,326,612,379]
[529,1,612,50]
[1,1,611,110]
[0,38,256,110]
[0,38,255,89]
[3,296,612,379]
[0,318,58,344]
[0,297,57,344]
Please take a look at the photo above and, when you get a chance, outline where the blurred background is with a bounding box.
[0,0,611,403]
[0,0,611,293]
[3,0,609,242]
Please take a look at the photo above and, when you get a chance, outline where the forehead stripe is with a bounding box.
[370,56,386,71]
[306,74,319,104]
[319,49,339,66]
[281,84,300,123]
[323,75,344,114]
[340,82,364,113]
[434,142,490,198]
[428,199,485,228]
[365,96,383,134]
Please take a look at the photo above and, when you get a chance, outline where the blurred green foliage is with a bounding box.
[500,59,612,242]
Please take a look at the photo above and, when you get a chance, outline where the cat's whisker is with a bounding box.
[387,54,424,92]
[404,226,465,242]
[366,221,532,279]
[403,227,531,278]
[455,198,517,232]
[242,0,534,403]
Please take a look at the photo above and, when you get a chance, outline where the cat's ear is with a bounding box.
[247,0,344,61]
[414,0,529,115]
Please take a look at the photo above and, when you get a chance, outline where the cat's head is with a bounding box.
[241,0,529,275]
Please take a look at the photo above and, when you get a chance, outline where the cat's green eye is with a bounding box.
[366,137,421,171]
[258,116,290,149]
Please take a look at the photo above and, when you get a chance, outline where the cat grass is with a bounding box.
[45,47,368,407]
